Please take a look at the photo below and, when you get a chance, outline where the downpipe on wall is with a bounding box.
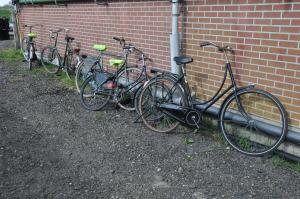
[170,0,181,76]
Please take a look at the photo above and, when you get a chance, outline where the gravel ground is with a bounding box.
[0,40,299,198]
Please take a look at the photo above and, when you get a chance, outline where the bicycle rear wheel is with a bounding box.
[138,76,187,133]
[75,62,101,96]
[41,46,60,74]
[64,52,75,79]
[80,73,111,111]
[219,88,288,156]
[134,84,143,115]
[116,67,144,111]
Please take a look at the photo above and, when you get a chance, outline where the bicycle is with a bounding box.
[40,28,77,79]
[75,37,128,96]
[80,37,148,111]
[138,41,288,156]
[21,24,42,70]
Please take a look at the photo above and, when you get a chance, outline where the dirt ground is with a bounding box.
[0,40,300,198]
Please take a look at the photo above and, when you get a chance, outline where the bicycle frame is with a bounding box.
[52,42,73,69]
[47,29,73,69]
[94,52,148,98]
[151,50,255,119]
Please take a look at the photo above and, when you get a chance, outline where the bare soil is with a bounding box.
[0,41,299,198]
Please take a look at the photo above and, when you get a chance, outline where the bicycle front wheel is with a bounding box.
[116,67,144,111]
[139,76,187,133]
[75,62,100,96]
[219,88,288,156]
[21,38,29,61]
[41,46,60,74]
[80,73,111,111]
[28,44,34,70]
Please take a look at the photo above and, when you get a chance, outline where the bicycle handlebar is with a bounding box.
[200,41,233,52]
[24,24,43,28]
[49,28,69,34]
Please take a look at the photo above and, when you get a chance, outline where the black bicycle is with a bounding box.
[138,42,288,156]
[75,37,132,97]
[40,28,77,79]
[21,24,41,70]
[80,37,149,111]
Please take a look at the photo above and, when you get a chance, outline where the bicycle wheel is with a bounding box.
[134,84,143,115]
[80,72,111,111]
[28,44,34,70]
[41,46,60,74]
[139,76,187,133]
[135,73,177,116]
[75,62,101,96]
[64,52,75,79]
[21,38,29,61]
[219,88,288,156]
[116,67,144,111]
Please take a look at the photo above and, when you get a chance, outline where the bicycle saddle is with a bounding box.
[174,56,193,65]
[65,36,75,41]
[150,68,167,74]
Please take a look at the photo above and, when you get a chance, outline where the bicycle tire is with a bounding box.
[219,88,288,156]
[116,67,144,111]
[80,73,111,111]
[135,73,178,116]
[138,76,187,133]
[41,46,60,74]
[21,38,29,62]
[75,62,101,96]
[64,52,74,79]
[28,44,34,70]
[134,84,143,115]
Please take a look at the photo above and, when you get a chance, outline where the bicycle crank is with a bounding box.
[159,103,202,128]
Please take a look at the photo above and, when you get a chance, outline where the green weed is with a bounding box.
[185,155,193,161]
[272,155,300,173]
[56,71,76,90]
[183,137,194,145]
[0,48,23,62]
[0,8,11,19]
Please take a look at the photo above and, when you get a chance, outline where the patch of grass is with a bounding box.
[0,8,11,19]
[29,65,76,90]
[56,71,76,90]
[0,48,23,62]
[185,155,193,161]
[95,111,104,120]
[272,155,300,173]
[238,136,251,150]
[183,137,194,145]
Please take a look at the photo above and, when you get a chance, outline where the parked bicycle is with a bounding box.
[40,28,77,79]
[75,37,128,96]
[21,24,42,70]
[80,37,149,111]
[138,41,288,156]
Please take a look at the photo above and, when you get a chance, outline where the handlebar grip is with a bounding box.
[113,37,121,41]
[200,42,211,47]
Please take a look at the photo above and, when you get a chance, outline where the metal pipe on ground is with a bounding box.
[195,104,300,145]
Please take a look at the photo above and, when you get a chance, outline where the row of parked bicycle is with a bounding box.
[21,24,288,157]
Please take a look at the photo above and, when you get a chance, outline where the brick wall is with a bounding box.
[18,0,300,131]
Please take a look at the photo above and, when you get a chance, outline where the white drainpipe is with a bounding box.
[170,0,181,75]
